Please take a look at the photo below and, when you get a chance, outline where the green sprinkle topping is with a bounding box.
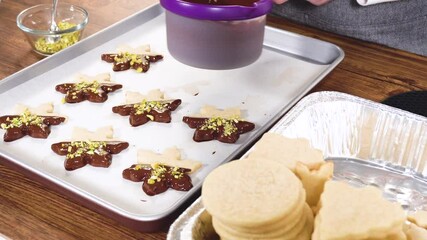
[73,81,100,93]
[171,166,184,179]
[0,110,44,130]
[34,22,80,54]
[65,140,107,159]
[114,52,146,65]
[133,100,169,116]
[147,163,168,185]
[200,117,240,136]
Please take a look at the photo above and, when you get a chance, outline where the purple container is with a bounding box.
[160,0,273,69]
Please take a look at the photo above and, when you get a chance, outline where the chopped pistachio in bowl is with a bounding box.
[17,3,88,56]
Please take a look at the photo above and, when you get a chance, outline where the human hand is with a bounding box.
[306,0,333,6]
[273,0,332,6]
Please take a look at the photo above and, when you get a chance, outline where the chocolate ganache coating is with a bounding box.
[182,116,255,143]
[51,141,129,171]
[112,99,182,126]
[55,81,122,103]
[101,53,163,73]
[0,112,66,142]
[122,164,193,196]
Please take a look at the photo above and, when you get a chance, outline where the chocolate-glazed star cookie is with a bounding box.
[0,103,66,142]
[122,147,201,196]
[123,163,193,196]
[112,89,181,126]
[182,105,255,143]
[101,44,163,73]
[51,126,129,171]
[55,73,122,103]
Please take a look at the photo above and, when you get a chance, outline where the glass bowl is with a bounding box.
[17,3,89,56]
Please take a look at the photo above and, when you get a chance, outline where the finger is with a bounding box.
[273,0,289,4]
[307,0,332,6]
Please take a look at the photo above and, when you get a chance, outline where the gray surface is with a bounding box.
[271,0,427,57]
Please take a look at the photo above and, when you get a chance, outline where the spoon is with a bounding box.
[47,0,60,43]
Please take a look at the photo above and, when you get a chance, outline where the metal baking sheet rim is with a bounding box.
[0,4,344,232]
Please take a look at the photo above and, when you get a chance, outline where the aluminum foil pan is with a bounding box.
[167,91,427,240]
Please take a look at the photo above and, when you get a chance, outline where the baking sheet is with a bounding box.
[167,91,427,239]
[0,4,343,231]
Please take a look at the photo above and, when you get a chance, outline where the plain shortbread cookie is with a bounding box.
[202,157,302,228]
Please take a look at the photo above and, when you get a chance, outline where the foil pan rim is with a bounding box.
[167,91,427,239]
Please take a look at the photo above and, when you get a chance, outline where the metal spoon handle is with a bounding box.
[50,0,59,31]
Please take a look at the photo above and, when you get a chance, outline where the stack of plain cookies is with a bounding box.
[245,132,333,208]
[202,158,314,240]
[201,132,425,239]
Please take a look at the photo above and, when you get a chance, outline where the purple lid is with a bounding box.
[160,0,273,21]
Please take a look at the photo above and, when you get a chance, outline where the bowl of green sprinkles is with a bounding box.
[17,3,88,56]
